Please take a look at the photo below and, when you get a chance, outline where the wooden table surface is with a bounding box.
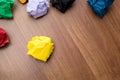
[0,0,120,80]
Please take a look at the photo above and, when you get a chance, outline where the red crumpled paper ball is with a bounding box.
[0,28,9,48]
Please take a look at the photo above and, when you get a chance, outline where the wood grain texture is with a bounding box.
[0,0,120,80]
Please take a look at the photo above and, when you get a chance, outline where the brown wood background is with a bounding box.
[0,0,120,80]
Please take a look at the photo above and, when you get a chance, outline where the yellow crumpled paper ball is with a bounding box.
[27,36,54,62]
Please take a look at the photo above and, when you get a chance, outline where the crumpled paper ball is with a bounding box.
[27,36,54,62]
[19,0,27,4]
[0,0,14,18]
[87,0,114,18]
[0,28,9,48]
[50,0,75,13]
[26,0,49,19]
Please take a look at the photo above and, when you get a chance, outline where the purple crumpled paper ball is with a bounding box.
[26,0,49,18]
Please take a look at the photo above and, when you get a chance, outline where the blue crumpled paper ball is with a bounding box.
[87,0,114,18]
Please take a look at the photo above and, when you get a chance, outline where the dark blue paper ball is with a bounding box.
[87,0,114,18]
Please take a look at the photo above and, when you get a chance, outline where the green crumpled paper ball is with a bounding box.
[0,0,14,19]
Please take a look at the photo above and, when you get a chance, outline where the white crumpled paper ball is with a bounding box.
[26,0,49,18]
